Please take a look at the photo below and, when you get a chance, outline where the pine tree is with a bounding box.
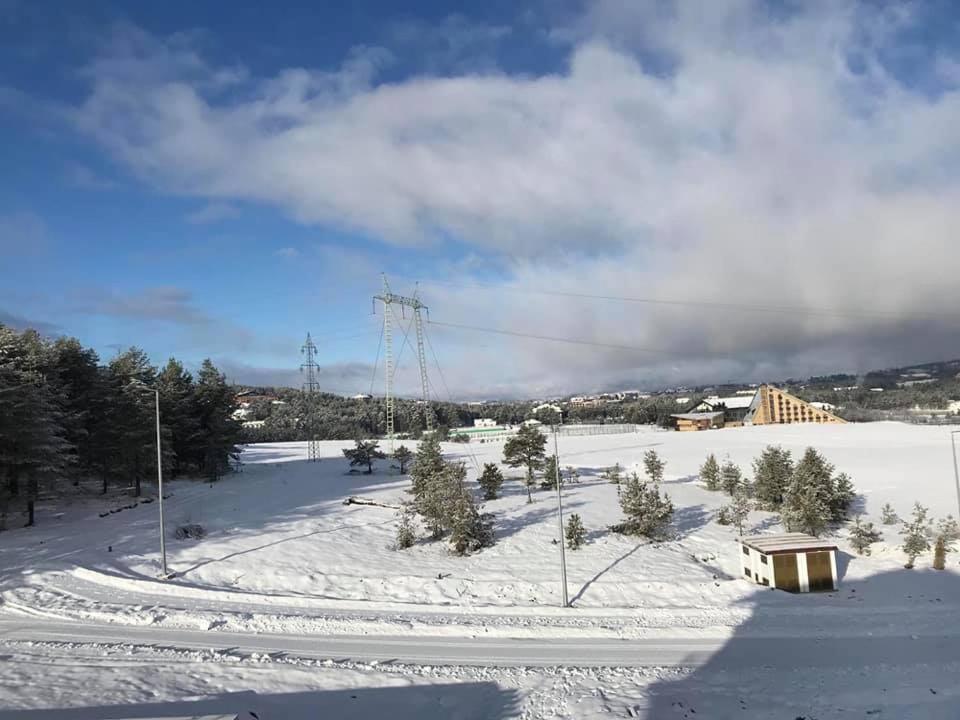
[901,502,932,568]
[603,462,623,485]
[935,515,960,545]
[613,472,674,539]
[751,446,793,509]
[392,445,413,474]
[541,454,561,489]
[477,463,504,500]
[643,449,665,483]
[502,425,546,503]
[565,513,586,549]
[108,348,159,497]
[448,474,493,555]
[342,439,386,474]
[831,472,856,521]
[720,460,743,496]
[193,359,242,482]
[880,502,898,525]
[700,454,721,491]
[410,433,444,503]
[781,481,831,536]
[395,502,416,549]
[849,515,882,555]
[728,488,751,535]
[155,358,198,478]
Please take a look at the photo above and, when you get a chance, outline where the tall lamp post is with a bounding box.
[552,411,569,608]
[951,430,960,523]
[129,380,170,578]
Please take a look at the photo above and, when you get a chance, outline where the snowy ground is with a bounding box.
[2,421,960,718]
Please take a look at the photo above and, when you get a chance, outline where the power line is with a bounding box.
[402,276,950,322]
[428,319,693,356]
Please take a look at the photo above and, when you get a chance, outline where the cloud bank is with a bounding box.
[66,3,960,396]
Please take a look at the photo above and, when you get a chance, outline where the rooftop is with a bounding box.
[700,394,755,409]
[741,533,838,554]
[671,411,724,421]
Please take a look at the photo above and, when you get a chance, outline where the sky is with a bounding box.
[2,0,960,399]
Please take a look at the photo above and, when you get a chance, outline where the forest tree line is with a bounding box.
[0,325,241,528]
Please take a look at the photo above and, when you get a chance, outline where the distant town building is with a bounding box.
[671,385,846,431]
[351,393,373,400]
[473,418,497,428]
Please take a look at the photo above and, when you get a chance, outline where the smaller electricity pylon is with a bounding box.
[373,275,434,451]
[301,332,321,462]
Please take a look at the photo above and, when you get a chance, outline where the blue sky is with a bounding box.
[2,1,960,398]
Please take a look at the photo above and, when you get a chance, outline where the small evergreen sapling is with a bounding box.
[880,503,898,525]
[603,463,624,485]
[392,445,413,474]
[901,502,932,568]
[477,463,505,500]
[720,460,743,496]
[729,489,752,535]
[565,513,586,550]
[395,503,416,549]
[612,472,674,539]
[448,481,494,556]
[849,515,882,555]
[643,449,666,483]
[565,466,580,484]
[541,454,561,489]
[342,439,386,474]
[700,454,721,491]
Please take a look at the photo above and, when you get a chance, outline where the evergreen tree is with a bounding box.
[342,439,386,474]
[700,454,721,491]
[728,488,752,535]
[392,445,413,474]
[50,337,101,478]
[751,445,793,509]
[565,513,586,549]
[410,433,444,504]
[155,358,198,477]
[643,449,665,483]
[613,472,674,539]
[603,462,623,485]
[541,454,561,489]
[108,348,159,497]
[720,460,743,496]
[448,472,493,555]
[477,463,504,500]
[502,425,546,503]
[395,502,416,550]
[831,473,856,521]
[901,502,932,568]
[935,515,960,545]
[880,502,898,525]
[849,515,882,555]
[781,481,831,536]
[193,359,241,481]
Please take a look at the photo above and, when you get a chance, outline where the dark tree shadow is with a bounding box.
[0,683,520,720]
[671,504,710,538]
[570,542,644,605]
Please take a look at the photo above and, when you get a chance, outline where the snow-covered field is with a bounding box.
[2,421,960,718]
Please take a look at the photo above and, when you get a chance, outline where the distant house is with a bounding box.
[672,411,724,432]
[689,394,755,426]
[473,418,497,428]
[235,389,276,407]
[242,420,266,429]
[351,393,372,400]
[810,401,836,411]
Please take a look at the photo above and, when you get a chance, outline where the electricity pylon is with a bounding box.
[373,275,433,450]
[300,332,321,462]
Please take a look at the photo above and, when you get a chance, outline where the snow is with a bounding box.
[2,421,960,717]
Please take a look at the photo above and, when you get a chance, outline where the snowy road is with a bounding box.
[1,617,957,669]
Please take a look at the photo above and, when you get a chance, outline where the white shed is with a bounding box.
[739,533,838,592]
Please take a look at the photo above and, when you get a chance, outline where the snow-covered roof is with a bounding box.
[741,533,838,554]
[698,394,755,410]
[671,411,724,421]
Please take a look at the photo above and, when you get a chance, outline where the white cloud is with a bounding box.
[65,3,960,395]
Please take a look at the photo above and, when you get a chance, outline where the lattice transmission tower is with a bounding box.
[300,332,321,462]
[373,275,433,450]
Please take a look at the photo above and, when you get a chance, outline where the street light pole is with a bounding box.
[153,387,168,578]
[129,380,169,578]
[553,422,569,608]
[950,431,960,523]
